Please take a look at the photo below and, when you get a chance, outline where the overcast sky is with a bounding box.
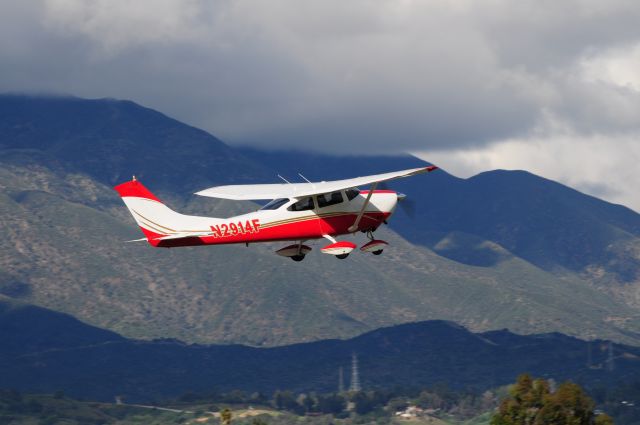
[1,0,639,210]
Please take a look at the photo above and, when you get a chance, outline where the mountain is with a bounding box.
[1,94,640,347]
[2,299,639,402]
[0,94,271,192]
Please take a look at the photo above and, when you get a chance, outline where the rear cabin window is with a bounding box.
[288,197,315,211]
[345,188,360,201]
[317,191,344,208]
[261,198,289,210]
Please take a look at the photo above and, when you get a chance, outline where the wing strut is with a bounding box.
[348,182,378,233]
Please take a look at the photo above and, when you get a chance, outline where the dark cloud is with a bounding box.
[1,0,640,154]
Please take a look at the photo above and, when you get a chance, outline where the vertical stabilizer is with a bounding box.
[113,179,215,246]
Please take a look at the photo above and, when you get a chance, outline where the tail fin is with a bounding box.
[113,178,206,246]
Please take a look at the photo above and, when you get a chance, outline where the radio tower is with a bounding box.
[349,352,361,392]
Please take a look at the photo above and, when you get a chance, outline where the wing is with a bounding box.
[195,166,437,200]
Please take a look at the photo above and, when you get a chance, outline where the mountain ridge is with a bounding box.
[2,298,639,403]
[1,94,640,347]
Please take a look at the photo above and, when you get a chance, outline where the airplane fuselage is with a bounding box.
[119,185,398,248]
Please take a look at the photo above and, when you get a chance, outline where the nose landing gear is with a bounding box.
[360,231,388,255]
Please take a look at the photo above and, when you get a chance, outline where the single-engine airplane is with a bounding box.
[114,165,437,261]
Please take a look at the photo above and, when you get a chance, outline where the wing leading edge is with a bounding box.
[195,166,438,200]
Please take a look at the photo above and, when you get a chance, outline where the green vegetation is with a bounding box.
[164,385,498,424]
[0,389,200,425]
[0,387,494,425]
[490,374,614,425]
[5,380,637,425]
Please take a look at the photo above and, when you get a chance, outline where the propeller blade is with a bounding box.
[398,197,416,218]
[378,181,415,218]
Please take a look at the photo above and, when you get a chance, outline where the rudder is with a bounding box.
[113,178,179,245]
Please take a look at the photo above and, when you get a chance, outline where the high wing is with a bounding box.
[195,166,438,200]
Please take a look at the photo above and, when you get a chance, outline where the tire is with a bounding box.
[372,250,383,255]
[336,253,349,259]
[291,255,305,262]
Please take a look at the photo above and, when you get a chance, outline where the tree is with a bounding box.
[299,393,315,413]
[317,393,346,414]
[491,374,609,425]
[535,382,594,425]
[221,408,232,425]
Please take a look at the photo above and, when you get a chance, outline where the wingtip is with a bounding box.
[426,165,438,172]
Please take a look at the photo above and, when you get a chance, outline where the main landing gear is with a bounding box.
[359,230,388,256]
[276,243,312,261]
[275,232,389,261]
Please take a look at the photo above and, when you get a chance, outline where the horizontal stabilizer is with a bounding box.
[125,238,148,243]
[152,232,213,241]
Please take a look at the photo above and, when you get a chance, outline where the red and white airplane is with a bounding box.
[114,166,437,261]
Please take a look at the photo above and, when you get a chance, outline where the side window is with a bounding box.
[260,198,289,210]
[317,191,344,208]
[288,197,315,211]
[345,188,360,201]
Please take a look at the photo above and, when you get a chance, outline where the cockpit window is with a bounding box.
[288,197,315,211]
[317,191,344,208]
[261,198,289,210]
[345,188,359,201]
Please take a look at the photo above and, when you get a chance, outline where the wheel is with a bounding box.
[336,253,349,260]
[372,250,383,255]
[291,255,305,262]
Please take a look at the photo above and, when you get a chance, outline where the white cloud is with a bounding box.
[580,42,640,92]
[416,131,640,212]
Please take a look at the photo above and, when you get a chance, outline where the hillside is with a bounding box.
[1,94,640,346]
[2,299,639,402]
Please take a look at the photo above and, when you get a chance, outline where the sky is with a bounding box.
[1,0,639,210]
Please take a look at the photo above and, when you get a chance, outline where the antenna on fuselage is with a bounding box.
[298,173,312,183]
[277,174,291,184]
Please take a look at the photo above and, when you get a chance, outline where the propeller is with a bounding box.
[398,196,416,218]
[378,182,416,219]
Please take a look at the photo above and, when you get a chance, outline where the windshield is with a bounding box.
[260,198,289,210]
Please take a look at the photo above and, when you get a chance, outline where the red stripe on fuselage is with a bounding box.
[154,212,390,248]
